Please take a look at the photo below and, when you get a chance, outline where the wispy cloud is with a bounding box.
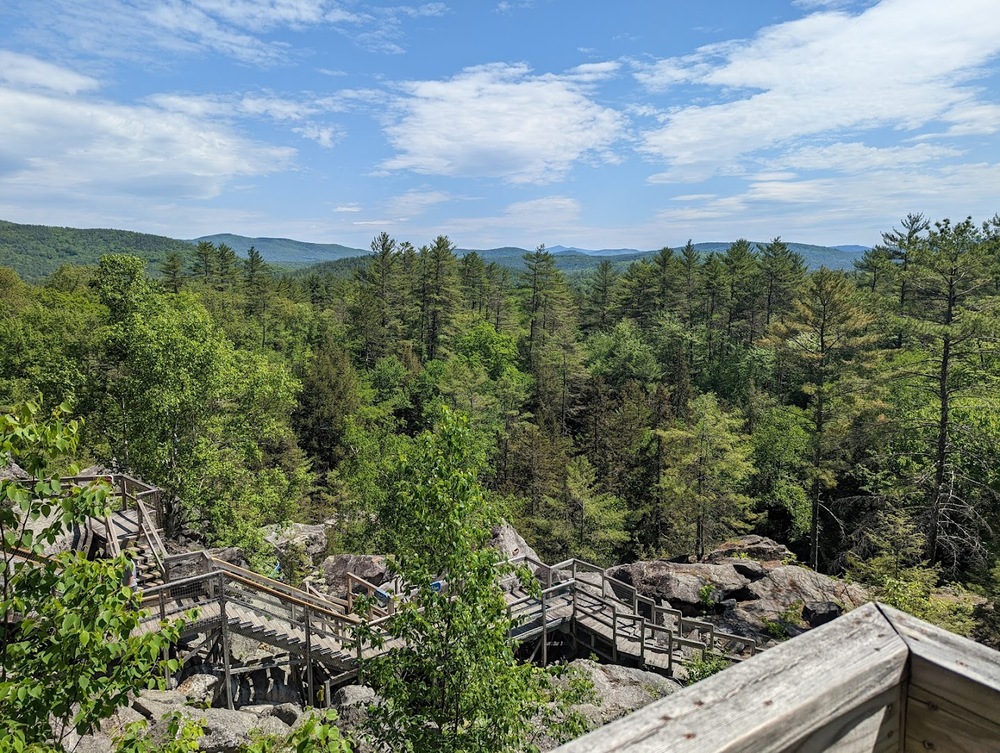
[0,50,99,94]
[379,62,625,183]
[635,0,1000,180]
[385,189,453,218]
[9,0,442,65]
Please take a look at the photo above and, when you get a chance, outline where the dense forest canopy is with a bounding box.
[2,214,999,640]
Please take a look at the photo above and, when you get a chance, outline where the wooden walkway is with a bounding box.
[130,550,760,710]
[66,477,758,706]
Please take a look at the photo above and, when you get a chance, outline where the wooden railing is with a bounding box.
[553,602,1000,752]
[507,555,757,668]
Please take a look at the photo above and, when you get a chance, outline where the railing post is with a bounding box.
[218,573,234,710]
[611,605,618,663]
[667,631,674,676]
[158,589,169,684]
[541,589,548,667]
[304,606,314,707]
[571,584,578,654]
[640,617,646,668]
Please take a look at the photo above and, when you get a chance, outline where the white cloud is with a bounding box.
[0,50,99,94]
[652,161,1000,244]
[385,189,453,218]
[777,141,962,171]
[0,82,294,207]
[434,196,584,248]
[380,63,624,183]
[635,0,1000,180]
[294,124,341,147]
[334,204,362,212]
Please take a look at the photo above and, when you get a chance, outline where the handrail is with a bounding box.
[103,511,121,557]
[304,581,350,609]
[135,497,165,574]
[213,561,361,625]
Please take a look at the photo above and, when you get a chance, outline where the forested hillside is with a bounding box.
[1,214,998,643]
[0,220,194,281]
[0,218,864,283]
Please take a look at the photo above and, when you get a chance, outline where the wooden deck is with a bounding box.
[552,601,1000,753]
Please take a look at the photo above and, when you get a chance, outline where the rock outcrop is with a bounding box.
[533,659,681,751]
[607,561,752,614]
[609,536,869,638]
[321,553,389,600]
[263,522,328,564]
[489,521,540,562]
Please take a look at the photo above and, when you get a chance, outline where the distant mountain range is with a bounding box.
[190,234,366,267]
[0,219,869,282]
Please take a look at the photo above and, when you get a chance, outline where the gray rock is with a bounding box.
[102,705,146,735]
[148,707,263,753]
[703,536,795,567]
[608,561,751,614]
[271,702,304,726]
[803,600,843,628]
[251,715,291,738]
[532,660,680,751]
[226,632,281,666]
[0,460,28,480]
[322,554,389,600]
[132,695,181,721]
[488,521,540,562]
[710,556,768,582]
[206,547,248,569]
[263,522,328,564]
[240,704,275,718]
[177,673,220,705]
[731,566,868,633]
[332,685,376,726]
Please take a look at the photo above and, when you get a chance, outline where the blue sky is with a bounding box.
[1,0,999,251]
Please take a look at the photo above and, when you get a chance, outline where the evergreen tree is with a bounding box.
[768,268,878,570]
[158,251,185,294]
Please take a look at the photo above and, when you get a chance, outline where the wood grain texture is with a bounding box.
[552,603,909,753]
[878,603,1000,723]
[904,684,1000,753]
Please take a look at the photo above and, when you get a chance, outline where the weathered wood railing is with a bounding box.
[508,555,757,668]
[553,601,1000,753]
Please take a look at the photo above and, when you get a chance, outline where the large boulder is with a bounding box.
[321,554,389,600]
[177,673,220,705]
[332,684,377,727]
[263,522,327,564]
[608,561,751,614]
[533,659,681,751]
[147,707,290,753]
[207,547,249,569]
[729,565,869,634]
[0,460,28,480]
[703,535,796,567]
[488,521,540,562]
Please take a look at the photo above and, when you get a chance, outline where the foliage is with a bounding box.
[684,652,730,685]
[242,710,352,753]
[356,408,589,752]
[114,712,205,753]
[0,399,183,751]
[4,210,1000,672]
[847,509,976,635]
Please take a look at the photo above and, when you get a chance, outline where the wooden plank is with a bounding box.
[552,603,908,753]
[878,603,1000,721]
[790,687,902,753]
[904,684,1000,753]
